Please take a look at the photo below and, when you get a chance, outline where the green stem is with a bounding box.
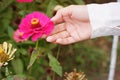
[35,41,39,49]
[53,45,61,80]
[56,45,61,59]
[53,72,55,80]
[27,41,39,78]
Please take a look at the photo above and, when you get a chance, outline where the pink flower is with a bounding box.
[19,12,54,41]
[16,0,33,3]
[14,29,26,42]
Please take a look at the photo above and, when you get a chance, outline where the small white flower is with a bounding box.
[0,42,17,66]
[54,5,64,11]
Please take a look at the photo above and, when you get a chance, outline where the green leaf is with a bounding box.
[19,48,27,55]
[4,76,14,80]
[73,0,85,4]
[46,0,58,17]
[0,7,13,29]
[27,49,40,69]
[47,76,51,80]
[8,26,14,40]
[48,54,62,77]
[13,74,26,80]
[0,0,14,12]
[11,59,24,74]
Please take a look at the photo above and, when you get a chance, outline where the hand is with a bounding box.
[46,5,92,45]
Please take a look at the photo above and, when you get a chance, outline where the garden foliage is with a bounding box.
[0,0,111,80]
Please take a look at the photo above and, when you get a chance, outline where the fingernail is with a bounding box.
[51,17,56,23]
[56,38,62,43]
[51,17,55,21]
[46,36,53,42]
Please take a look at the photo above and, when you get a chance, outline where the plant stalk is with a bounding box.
[53,45,61,80]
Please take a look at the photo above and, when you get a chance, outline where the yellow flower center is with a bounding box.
[19,32,23,37]
[0,47,9,63]
[31,18,39,25]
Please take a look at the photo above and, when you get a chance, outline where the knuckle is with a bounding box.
[68,5,75,8]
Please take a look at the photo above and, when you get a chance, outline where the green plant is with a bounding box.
[0,0,110,80]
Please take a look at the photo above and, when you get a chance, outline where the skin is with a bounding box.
[46,5,92,45]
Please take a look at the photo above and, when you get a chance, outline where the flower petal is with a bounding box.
[22,31,33,39]
[32,33,42,41]
[18,11,54,41]
[42,21,54,35]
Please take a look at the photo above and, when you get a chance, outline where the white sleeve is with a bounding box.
[87,2,120,38]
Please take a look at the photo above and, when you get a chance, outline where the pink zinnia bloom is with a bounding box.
[16,0,33,3]
[19,12,54,41]
[14,29,26,42]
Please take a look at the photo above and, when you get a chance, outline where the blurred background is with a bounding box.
[0,0,120,80]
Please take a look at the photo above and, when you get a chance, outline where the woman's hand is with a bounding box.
[46,5,92,45]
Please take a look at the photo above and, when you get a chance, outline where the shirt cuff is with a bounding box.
[87,2,120,38]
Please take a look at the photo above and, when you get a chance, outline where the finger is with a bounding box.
[51,23,66,35]
[51,9,64,24]
[51,6,72,24]
[56,37,75,45]
[46,31,70,42]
